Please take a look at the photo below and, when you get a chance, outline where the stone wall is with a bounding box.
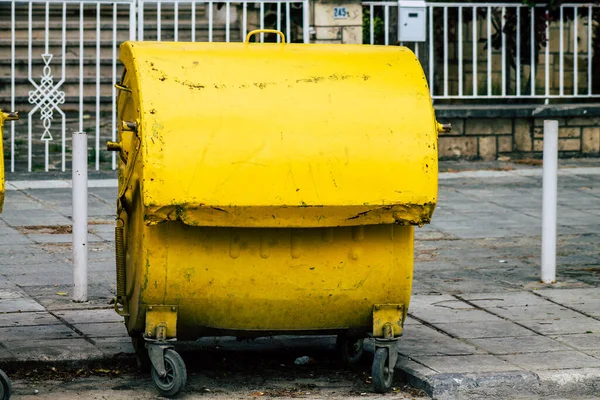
[435,104,600,160]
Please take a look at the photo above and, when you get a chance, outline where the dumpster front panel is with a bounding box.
[127,223,414,338]
[119,42,438,228]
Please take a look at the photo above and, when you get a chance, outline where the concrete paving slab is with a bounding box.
[410,308,504,324]
[0,297,45,312]
[54,308,123,324]
[537,287,600,304]
[25,233,105,244]
[0,288,28,299]
[1,338,103,362]
[411,354,520,374]
[398,324,484,356]
[459,292,551,308]
[22,284,114,311]
[0,311,61,328]
[409,295,475,310]
[396,355,438,378]
[468,336,573,355]
[1,210,72,226]
[74,322,128,338]
[433,320,538,339]
[500,351,600,370]
[0,230,33,244]
[8,271,74,287]
[0,324,79,341]
[94,337,134,356]
[517,315,600,335]
[486,304,585,321]
[554,333,600,351]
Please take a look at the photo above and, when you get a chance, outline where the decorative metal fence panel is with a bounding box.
[362,2,600,101]
[0,0,309,172]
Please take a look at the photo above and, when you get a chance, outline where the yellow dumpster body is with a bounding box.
[111,37,438,396]
[0,110,18,213]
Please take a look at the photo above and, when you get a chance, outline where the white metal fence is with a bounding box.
[363,2,599,100]
[0,0,309,172]
[2,1,599,173]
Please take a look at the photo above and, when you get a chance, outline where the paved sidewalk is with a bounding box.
[1,160,600,399]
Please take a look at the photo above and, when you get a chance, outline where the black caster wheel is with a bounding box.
[132,334,151,372]
[336,335,365,366]
[0,369,12,400]
[150,349,187,397]
[372,347,394,393]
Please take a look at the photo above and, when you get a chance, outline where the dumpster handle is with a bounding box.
[245,29,286,44]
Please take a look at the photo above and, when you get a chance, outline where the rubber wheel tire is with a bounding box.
[372,347,394,393]
[336,336,365,366]
[132,334,151,372]
[150,349,187,397]
[0,369,12,400]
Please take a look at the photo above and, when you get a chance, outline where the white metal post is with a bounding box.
[541,120,558,284]
[72,132,88,302]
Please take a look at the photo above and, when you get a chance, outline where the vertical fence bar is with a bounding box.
[72,131,88,302]
[516,6,521,96]
[260,1,264,42]
[45,2,49,54]
[384,5,389,46]
[501,7,506,97]
[531,7,535,96]
[129,1,136,40]
[157,2,161,40]
[573,6,578,96]
[303,0,310,43]
[11,1,15,172]
[208,1,213,42]
[285,2,290,43]
[589,6,593,96]
[243,2,248,41]
[174,1,179,41]
[191,2,196,41]
[96,3,101,170]
[61,4,66,172]
[112,3,117,169]
[27,2,32,171]
[225,1,230,43]
[472,6,477,96]
[45,2,49,53]
[370,4,374,45]
[276,2,282,43]
[458,6,463,97]
[44,2,49,172]
[429,5,434,97]
[443,6,448,97]
[545,10,549,103]
[487,6,491,96]
[541,120,558,285]
[138,0,144,40]
[559,6,564,96]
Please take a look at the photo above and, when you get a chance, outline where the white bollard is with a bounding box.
[72,131,88,302]
[541,120,558,284]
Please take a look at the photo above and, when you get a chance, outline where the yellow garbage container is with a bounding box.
[108,30,442,397]
[0,110,18,213]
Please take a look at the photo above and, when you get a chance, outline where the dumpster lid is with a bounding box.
[119,41,438,228]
